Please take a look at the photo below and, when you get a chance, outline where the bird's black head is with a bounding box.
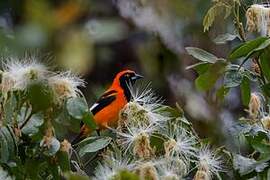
[115,70,143,101]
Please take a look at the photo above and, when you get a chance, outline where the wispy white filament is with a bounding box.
[3,57,48,90]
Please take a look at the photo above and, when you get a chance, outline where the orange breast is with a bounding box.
[94,91,127,128]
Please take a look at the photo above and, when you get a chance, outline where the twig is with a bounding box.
[255,57,266,85]
[233,2,246,42]
[19,111,34,129]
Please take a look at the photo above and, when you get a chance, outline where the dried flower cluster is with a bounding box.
[247,92,270,131]
[246,4,270,36]
[248,93,262,119]
[93,85,225,180]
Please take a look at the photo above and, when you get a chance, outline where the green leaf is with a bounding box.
[3,92,17,125]
[185,47,218,63]
[21,113,44,136]
[240,39,270,66]
[224,69,243,88]
[0,126,17,163]
[229,37,268,60]
[76,136,99,146]
[251,38,270,52]
[248,126,268,137]
[195,61,227,91]
[0,128,9,163]
[48,137,61,156]
[260,50,270,81]
[2,126,17,159]
[203,2,232,32]
[78,137,111,156]
[157,105,183,118]
[246,135,270,155]
[53,107,80,136]
[57,151,70,172]
[27,81,54,111]
[240,77,251,106]
[41,137,61,156]
[82,112,96,130]
[52,120,70,139]
[216,85,229,101]
[233,154,268,176]
[186,62,211,75]
[213,33,237,44]
[66,97,89,119]
[262,83,270,97]
[24,159,43,179]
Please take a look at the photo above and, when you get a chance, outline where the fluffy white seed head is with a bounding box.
[129,83,163,111]
[93,153,135,180]
[156,158,188,179]
[119,83,168,129]
[48,71,85,100]
[93,163,115,180]
[164,128,198,162]
[2,58,48,90]
[117,123,155,156]
[196,146,224,179]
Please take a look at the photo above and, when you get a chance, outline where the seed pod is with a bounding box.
[261,116,270,129]
[60,139,71,153]
[248,93,261,119]
[138,162,158,180]
[164,138,176,158]
[194,170,210,180]
[251,60,261,75]
[133,132,154,159]
[246,4,270,36]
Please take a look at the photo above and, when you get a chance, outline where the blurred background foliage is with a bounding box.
[0,0,256,147]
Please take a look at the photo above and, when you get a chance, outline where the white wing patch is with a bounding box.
[90,103,99,111]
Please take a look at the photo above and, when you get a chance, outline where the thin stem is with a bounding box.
[84,151,99,167]
[19,111,34,129]
[255,57,266,85]
[71,148,84,169]
[233,2,246,42]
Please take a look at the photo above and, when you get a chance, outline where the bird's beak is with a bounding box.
[132,73,143,81]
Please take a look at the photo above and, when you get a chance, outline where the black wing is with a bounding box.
[73,90,117,145]
[90,90,117,115]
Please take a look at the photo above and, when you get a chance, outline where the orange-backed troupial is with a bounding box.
[72,70,143,144]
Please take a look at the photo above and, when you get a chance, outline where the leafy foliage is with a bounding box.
[186,0,270,179]
[0,60,96,179]
[203,0,236,32]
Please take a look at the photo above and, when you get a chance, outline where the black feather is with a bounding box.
[91,90,117,115]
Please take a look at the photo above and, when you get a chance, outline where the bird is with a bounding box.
[72,69,143,145]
